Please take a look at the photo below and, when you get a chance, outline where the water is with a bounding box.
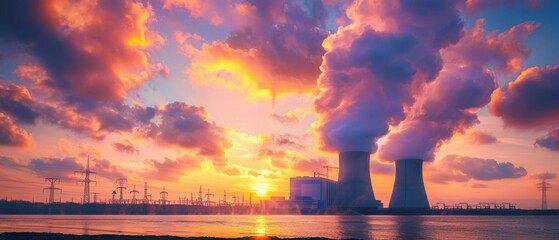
[1,215,558,239]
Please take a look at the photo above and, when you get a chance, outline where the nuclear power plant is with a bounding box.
[389,159,430,209]
[335,151,381,208]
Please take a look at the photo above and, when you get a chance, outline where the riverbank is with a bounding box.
[1,200,557,215]
[0,233,331,240]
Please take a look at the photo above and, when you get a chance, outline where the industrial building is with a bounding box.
[289,176,337,209]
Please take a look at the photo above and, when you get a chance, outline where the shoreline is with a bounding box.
[0,232,332,240]
[1,200,558,215]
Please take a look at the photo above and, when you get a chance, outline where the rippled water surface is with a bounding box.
[1,215,559,239]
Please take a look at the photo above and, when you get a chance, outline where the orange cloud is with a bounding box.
[2,0,166,102]
[185,1,329,98]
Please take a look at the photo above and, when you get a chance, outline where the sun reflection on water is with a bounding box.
[254,215,267,236]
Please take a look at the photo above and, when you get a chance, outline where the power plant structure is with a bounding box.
[389,159,430,209]
[335,151,381,208]
[75,156,96,204]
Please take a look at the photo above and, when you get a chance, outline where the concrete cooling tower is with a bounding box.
[335,151,379,208]
[389,159,430,209]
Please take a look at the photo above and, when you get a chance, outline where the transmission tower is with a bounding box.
[160,186,169,205]
[130,185,139,204]
[143,182,149,204]
[116,178,127,204]
[197,185,203,205]
[232,192,238,206]
[205,188,214,206]
[222,190,227,205]
[537,179,552,210]
[43,177,61,204]
[75,156,96,204]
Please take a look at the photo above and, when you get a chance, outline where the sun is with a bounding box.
[253,182,269,197]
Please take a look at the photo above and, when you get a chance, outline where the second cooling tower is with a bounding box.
[389,159,430,209]
[335,151,379,208]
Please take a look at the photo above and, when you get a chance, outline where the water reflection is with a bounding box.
[255,216,267,236]
[393,216,427,239]
[1,215,558,239]
[336,215,372,239]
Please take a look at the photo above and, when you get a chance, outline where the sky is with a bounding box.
[0,0,558,209]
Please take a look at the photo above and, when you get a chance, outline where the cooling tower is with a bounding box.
[335,151,378,208]
[389,159,430,209]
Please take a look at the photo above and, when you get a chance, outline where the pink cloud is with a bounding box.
[152,102,232,159]
[467,130,498,145]
[113,139,139,155]
[490,65,559,129]
[0,113,33,148]
[143,154,202,181]
[269,112,300,125]
[427,154,527,184]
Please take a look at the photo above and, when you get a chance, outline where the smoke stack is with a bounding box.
[336,151,378,208]
[389,159,429,209]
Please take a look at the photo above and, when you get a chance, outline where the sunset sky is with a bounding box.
[0,0,558,209]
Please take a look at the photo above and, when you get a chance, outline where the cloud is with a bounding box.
[462,0,541,15]
[186,0,329,98]
[469,182,488,188]
[39,101,157,139]
[529,172,557,180]
[0,83,40,124]
[269,112,300,125]
[490,65,559,129]
[113,139,139,154]
[0,156,28,171]
[150,102,232,160]
[27,157,83,179]
[446,18,539,75]
[370,159,394,175]
[0,0,166,103]
[260,133,306,149]
[534,129,559,151]
[143,154,202,181]
[315,0,464,153]
[1,1,165,140]
[428,154,527,184]
[256,147,330,174]
[378,19,535,161]
[25,156,125,181]
[292,156,329,174]
[466,130,498,145]
[163,0,229,25]
[257,148,293,169]
[0,113,33,147]
[89,158,126,180]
